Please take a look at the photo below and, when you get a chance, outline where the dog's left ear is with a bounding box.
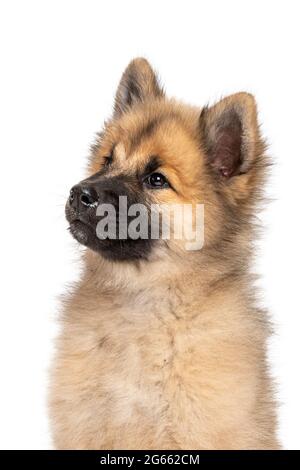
[113,58,164,118]
[200,93,262,179]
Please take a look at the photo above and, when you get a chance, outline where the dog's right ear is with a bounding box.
[113,58,164,118]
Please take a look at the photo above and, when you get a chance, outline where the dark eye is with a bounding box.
[144,172,169,189]
[104,155,113,166]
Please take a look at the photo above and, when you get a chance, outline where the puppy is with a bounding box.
[49,58,279,449]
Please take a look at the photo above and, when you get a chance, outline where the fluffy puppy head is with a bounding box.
[66,58,267,263]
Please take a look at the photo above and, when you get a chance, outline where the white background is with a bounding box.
[0,0,299,450]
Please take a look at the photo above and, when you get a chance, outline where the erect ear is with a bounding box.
[113,58,164,118]
[200,93,261,179]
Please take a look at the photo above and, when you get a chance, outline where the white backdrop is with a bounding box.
[0,0,299,450]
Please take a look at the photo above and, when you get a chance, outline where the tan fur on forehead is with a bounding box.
[114,142,126,163]
[91,99,200,164]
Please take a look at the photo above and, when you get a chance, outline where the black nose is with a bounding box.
[69,184,98,211]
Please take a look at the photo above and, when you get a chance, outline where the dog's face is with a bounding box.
[66,58,265,262]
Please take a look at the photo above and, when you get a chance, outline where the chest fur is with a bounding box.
[52,290,261,449]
